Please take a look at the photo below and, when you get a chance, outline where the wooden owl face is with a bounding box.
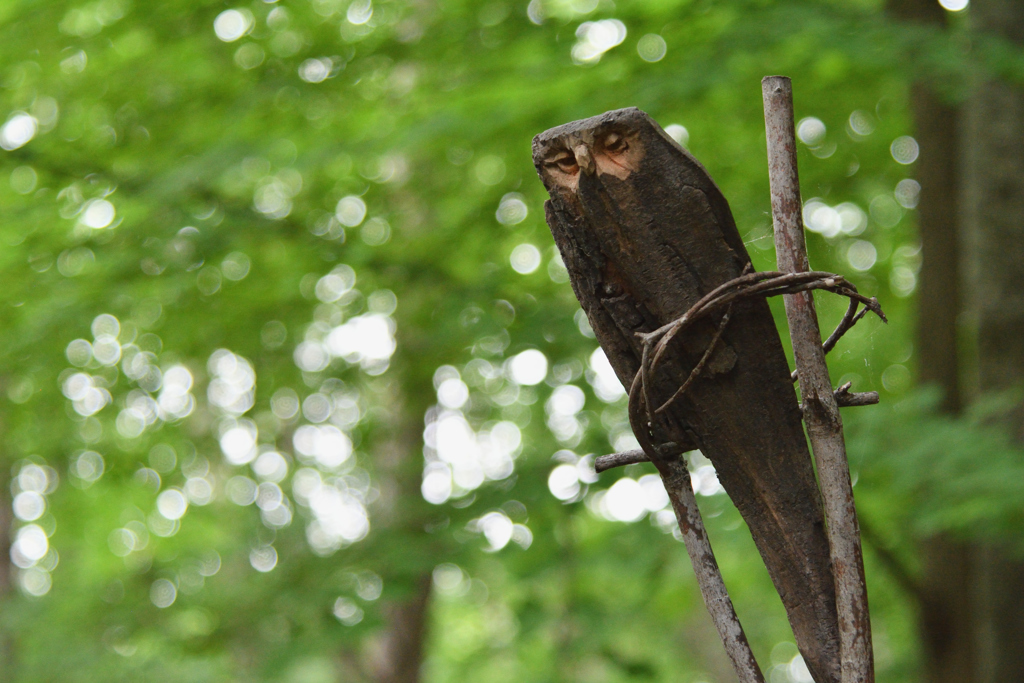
[531,107,744,266]
[533,115,647,195]
[532,107,749,324]
[532,107,691,198]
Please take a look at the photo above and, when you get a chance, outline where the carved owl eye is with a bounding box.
[546,149,579,175]
[601,131,629,154]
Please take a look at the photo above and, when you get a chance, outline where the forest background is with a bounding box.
[1,0,1023,681]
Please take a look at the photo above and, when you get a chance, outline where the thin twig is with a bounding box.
[641,270,884,353]
[594,449,648,473]
[824,300,862,355]
[626,377,765,683]
[792,297,879,382]
[829,382,879,408]
[639,270,884,395]
[764,75,874,683]
[596,387,879,473]
[655,304,734,415]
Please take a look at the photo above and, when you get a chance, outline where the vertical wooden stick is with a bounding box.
[658,457,766,683]
[761,76,875,683]
[629,385,765,683]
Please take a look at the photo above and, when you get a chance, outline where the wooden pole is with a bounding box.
[761,76,874,683]
[627,392,765,683]
[659,456,765,683]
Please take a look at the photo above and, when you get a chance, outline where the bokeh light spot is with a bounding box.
[890,136,919,165]
[479,511,514,551]
[422,463,453,505]
[13,491,46,521]
[496,193,528,225]
[437,378,469,409]
[361,217,391,246]
[333,597,364,625]
[637,34,666,62]
[214,9,253,42]
[510,244,541,274]
[156,489,188,520]
[604,478,646,522]
[848,110,875,136]
[1,113,37,151]
[15,524,49,561]
[227,476,258,505]
[71,451,105,483]
[221,252,251,280]
[299,58,334,83]
[882,364,912,393]
[19,568,51,597]
[509,349,547,386]
[548,464,580,501]
[588,348,625,401]
[347,0,373,25]
[220,423,258,465]
[664,124,688,147]
[335,196,367,227]
[846,240,877,272]
[797,117,826,146]
[66,339,92,366]
[234,43,265,69]
[10,166,37,194]
[895,179,921,209]
[474,155,506,185]
[572,19,626,64]
[81,199,116,229]
[271,388,300,420]
[150,578,177,608]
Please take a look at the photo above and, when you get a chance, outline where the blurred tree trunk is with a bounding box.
[364,360,436,683]
[0,402,14,678]
[963,1,1024,680]
[371,575,433,683]
[0,472,12,679]
[885,1,975,682]
[913,77,977,679]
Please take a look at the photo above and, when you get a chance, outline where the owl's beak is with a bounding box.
[573,144,595,176]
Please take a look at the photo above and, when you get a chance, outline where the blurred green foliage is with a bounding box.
[0,0,1019,681]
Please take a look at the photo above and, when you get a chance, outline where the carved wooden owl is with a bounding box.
[533,107,841,683]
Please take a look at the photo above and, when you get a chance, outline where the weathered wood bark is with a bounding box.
[763,76,873,683]
[963,2,1024,679]
[884,2,975,681]
[533,107,840,683]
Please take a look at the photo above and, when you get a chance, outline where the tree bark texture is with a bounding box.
[533,107,840,683]
[963,2,1024,680]
[763,76,874,683]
